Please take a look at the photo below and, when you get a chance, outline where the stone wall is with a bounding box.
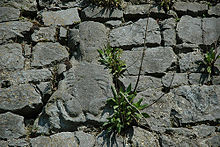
[0,0,220,146]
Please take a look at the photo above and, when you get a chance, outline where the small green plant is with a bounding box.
[89,0,122,8]
[98,45,126,80]
[98,45,149,135]
[204,47,220,75]
[159,0,173,11]
[103,85,149,134]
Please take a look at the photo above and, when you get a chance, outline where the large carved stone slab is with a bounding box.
[34,62,113,134]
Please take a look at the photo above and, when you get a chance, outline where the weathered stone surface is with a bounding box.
[120,75,162,92]
[177,15,202,45]
[204,135,220,147]
[162,73,188,88]
[138,89,174,129]
[0,69,52,85]
[213,75,220,85]
[122,47,177,75]
[74,131,96,147]
[23,44,32,57]
[40,8,81,26]
[173,2,208,15]
[0,112,26,139]
[179,51,205,73]
[189,73,209,85]
[36,82,52,98]
[110,18,161,47]
[0,7,20,22]
[172,85,220,124]
[8,138,29,147]
[34,62,112,134]
[31,42,69,67]
[0,0,37,12]
[174,43,199,53]
[105,20,122,28]
[31,27,56,42]
[59,27,67,38]
[161,18,176,46]
[203,17,220,45]
[0,43,24,70]
[82,5,123,20]
[208,3,220,16]
[129,127,160,146]
[0,21,33,44]
[78,21,108,62]
[0,84,42,116]
[192,124,216,138]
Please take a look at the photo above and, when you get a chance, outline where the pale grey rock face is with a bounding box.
[122,47,177,75]
[172,85,220,124]
[31,131,95,147]
[31,42,69,67]
[179,51,205,73]
[192,124,216,138]
[0,69,52,85]
[177,15,202,45]
[188,73,209,85]
[0,0,37,12]
[40,8,81,26]
[105,20,122,28]
[78,21,108,62]
[0,7,20,22]
[162,73,188,88]
[0,21,33,44]
[161,18,176,46]
[0,112,26,139]
[31,27,57,42]
[82,5,123,20]
[120,75,162,92]
[110,18,161,47]
[34,62,112,134]
[208,3,220,16]
[0,84,42,116]
[0,43,24,70]
[203,17,220,45]
[173,2,208,16]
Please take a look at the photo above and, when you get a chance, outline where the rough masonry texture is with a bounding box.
[0,0,219,146]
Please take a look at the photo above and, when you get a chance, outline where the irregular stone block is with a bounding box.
[192,124,216,138]
[0,69,52,85]
[82,5,123,20]
[8,138,29,147]
[161,18,176,46]
[110,18,161,47]
[0,7,20,22]
[31,42,69,67]
[0,0,37,12]
[173,2,208,16]
[172,85,220,124]
[203,17,220,45]
[0,43,24,70]
[34,62,112,133]
[122,47,177,74]
[162,73,188,88]
[208,3,220,16]
[179,51,205,73]
[78,21,108,62]
[31,27,56,42]
[105,20,122,28]
[120,75,162,92]
[177,15,202,45]
[189,73,209,85]
[0,84,43,116]
[59,27,67,38]
[205,135,220,147]
[0,112,26,139]
[31,131,95,147]
[40,8,81,26]
[0,21,33,44]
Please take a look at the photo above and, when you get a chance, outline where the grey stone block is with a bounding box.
[161,18,176,46]
[0,84,43,116]
[82,5,123,20]
[0,0,37,12]
[40,8,81,26]
[31,27,56,42]
[122,47,177,74]
[162,73,188,88]
[110,18,161,47]
[31,42,69,67]
[208,3,220,16]
[0,112,26,139]
[0,7,20,22]
[0,43,24,70]
[177,15,202,45]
